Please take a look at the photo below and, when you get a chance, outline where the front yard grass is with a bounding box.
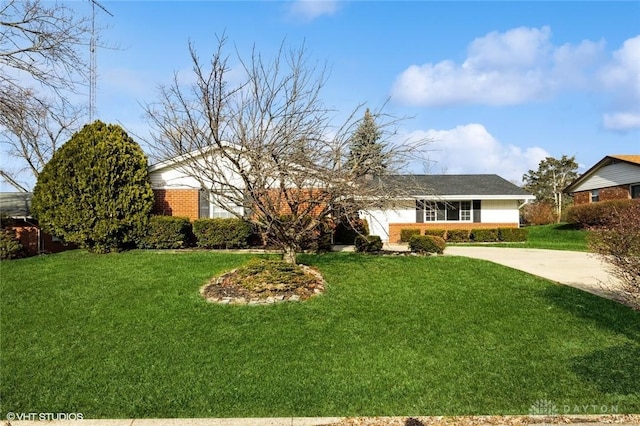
[1,250,638,418]
[461,223,589,251]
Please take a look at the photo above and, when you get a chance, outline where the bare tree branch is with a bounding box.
[1,0,93,182]
[145,36,431,263]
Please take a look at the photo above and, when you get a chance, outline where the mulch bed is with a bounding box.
[200,263,325,304]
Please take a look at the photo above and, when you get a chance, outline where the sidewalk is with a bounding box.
[5,415,640,426]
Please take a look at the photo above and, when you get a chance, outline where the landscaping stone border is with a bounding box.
[200,264,325,305]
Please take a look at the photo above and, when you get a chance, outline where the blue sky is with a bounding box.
[2,1,639,190]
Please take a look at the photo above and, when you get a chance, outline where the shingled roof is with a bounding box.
[376,174,534,199]
[0,192,32,218]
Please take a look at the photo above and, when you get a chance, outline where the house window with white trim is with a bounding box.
[417,200,473,222]
[631,184,640,199]
[591,189,600,203]
[200,189,244,219]
[460,201,471,221]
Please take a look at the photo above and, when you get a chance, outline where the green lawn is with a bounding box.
[462,223,589,251]
[1,250,638,418]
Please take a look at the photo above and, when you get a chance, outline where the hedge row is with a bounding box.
[193,218,252,249]
[141,216,336,251]
[399,227,528,243]
[566,199,639,228]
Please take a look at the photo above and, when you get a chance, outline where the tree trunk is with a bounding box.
[282,245,297,264]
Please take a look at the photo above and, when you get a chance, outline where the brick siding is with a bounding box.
[10,223,76,256]
[573,185,630,205]
[152,189,200,221]
[573,191,591,205]
[388,222,518,244]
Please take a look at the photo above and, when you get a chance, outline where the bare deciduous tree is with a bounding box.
[1,0,92,180]
[145,36,429,264]
[590,200,640,310]
[1,91,83,178]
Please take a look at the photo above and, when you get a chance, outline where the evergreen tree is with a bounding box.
[31,121,154,253]
[346,108,386,178]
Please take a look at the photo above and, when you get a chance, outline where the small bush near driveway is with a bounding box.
[409,235,446,254]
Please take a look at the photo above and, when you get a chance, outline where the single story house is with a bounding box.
[360,174,535,242]
[148,151,535,243]
[563,155,640,204]
[0,192,73,255]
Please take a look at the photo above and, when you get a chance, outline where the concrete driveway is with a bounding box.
[444,246,624,301]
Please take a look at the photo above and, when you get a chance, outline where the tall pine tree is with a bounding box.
[346,109,386,179]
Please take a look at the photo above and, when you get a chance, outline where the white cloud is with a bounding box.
[465,26,552,70]
[391,26,605,106]
[603,112,640,131]
[405,124,549,183]
[288,0,339,22]
[599,35,640,130]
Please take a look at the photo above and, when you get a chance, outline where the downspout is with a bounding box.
[23,217,43,255]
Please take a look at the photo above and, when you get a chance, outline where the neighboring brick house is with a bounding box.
[0,192,75,256]
[564,155,640,205]
[357,175,534,243]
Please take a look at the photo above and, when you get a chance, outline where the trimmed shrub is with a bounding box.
[31,121,154,253]
[423,229,447,239]
[0,228,24,260]
[142,216,193,249]
[302,219,333,252]
[566,200,636,228]
[409,235,446,255]
[446,229,471,242]
[193,218,252,249]
[498,227,529,242]
[400,228,421,243]
[354,235,383,252]
[471,228,499,242]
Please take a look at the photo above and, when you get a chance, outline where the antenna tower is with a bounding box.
[88,0,113,122]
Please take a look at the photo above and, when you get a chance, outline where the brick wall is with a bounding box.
[573,185,630,205]
[152,189,200,221]
[388,222,517,244]
[10,224,76,256]
[573,191,591,205]
[601,185,631,202]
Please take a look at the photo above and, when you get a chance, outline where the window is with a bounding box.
[591,189,600,203]
[460,201,472,221]
[211,203,243,219]
[632,184,640,199]
[200,189,244,219]
[425,204,437,221]
[417,200,473,222]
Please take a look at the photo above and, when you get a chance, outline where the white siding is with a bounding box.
[573,162,640,192]
[361,202,415,241]
[149,166,201,189]
[481,200,520,223]
[149,155,245,190]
